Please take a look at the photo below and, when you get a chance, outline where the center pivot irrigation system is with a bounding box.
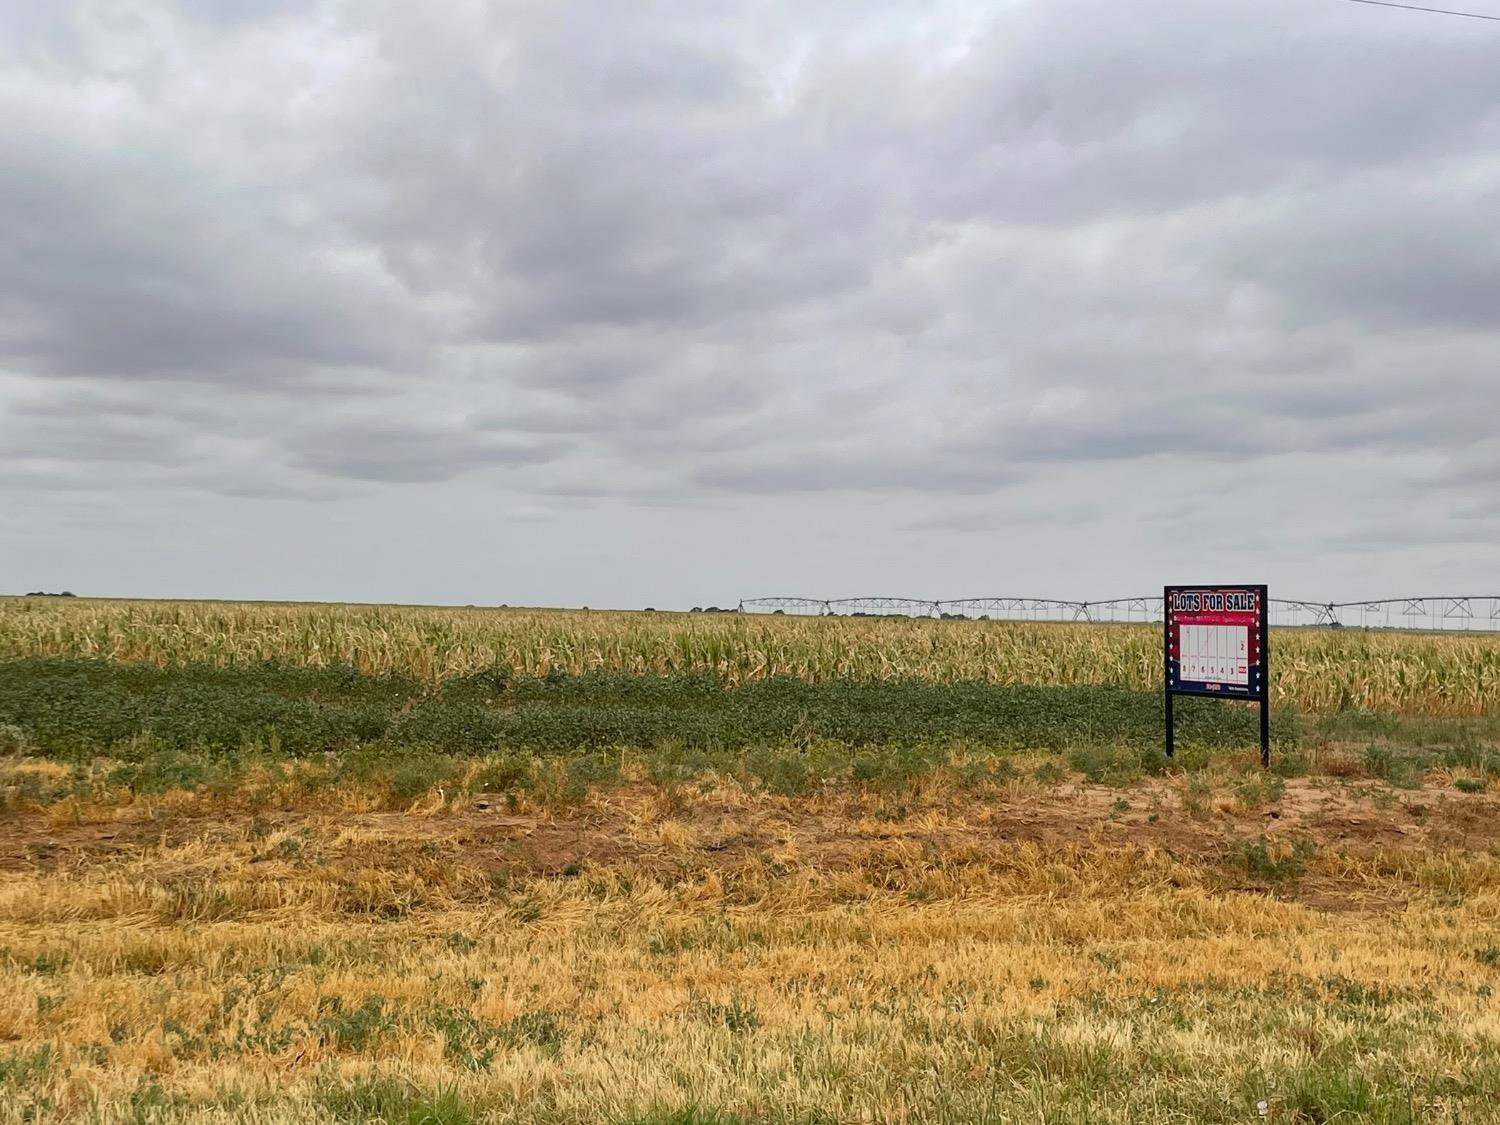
[737,595,1500,631]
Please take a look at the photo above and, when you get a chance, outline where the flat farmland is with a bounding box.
[2,599,1500,1123]
[4,596,1500,713]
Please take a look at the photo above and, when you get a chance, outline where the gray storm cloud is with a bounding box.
[3,0,1498,603]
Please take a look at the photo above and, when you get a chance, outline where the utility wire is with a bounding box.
[1336,0,1500,21]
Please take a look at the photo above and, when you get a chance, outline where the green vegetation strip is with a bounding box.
[0,658,1275,761]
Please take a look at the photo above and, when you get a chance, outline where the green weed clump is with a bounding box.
[1227,837,1316,883]
[1066,742,1178,786]
[319,1077,477,1125]
[1364,745,1433,790]
[1232,770,1286,810]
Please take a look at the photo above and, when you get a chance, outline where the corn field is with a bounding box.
[2,596,1498,715]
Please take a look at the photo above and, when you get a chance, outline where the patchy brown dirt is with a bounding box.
[3,776,1496,903]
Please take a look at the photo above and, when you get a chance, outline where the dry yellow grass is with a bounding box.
[4,596,1500,715]
[3,768,1500,1122]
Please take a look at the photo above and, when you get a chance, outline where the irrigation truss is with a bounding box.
[736,595,1500,632]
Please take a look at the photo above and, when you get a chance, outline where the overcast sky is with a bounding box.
[3,0,1499,608]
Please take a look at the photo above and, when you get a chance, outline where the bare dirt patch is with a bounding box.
[3,776,1494,910]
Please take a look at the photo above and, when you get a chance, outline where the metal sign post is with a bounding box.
[1164,585,1270,768]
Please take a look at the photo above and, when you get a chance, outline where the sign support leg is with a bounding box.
[1164,689,1175,759]
[1259,698,1270,771]
[1163,592,1174,759]
[1259,588,1271,771]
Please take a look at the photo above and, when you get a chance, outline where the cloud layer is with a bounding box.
[4,0,1499,603]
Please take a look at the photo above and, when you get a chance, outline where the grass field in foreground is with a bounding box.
[4,596,1500,714]
[3,752,1500,1124]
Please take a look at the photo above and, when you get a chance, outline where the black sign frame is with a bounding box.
[1164,584,1270,768]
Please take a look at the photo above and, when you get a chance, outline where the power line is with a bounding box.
[1336,0,1500,21]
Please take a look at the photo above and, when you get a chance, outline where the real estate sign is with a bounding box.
[1164,585,1270,767]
